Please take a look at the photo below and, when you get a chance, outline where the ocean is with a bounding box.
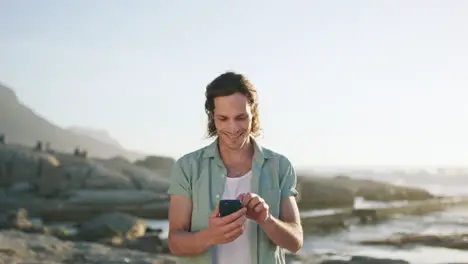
[147,173,468,263]
[147,205,468,263]
[301,206,468,263]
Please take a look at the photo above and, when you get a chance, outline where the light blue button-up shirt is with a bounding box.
[167,137,298,264]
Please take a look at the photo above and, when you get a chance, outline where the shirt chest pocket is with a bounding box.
[261,159,282,218]
[190,173,212,232]
[262,189,281,218]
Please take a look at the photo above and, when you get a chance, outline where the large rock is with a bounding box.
[0,208,169,255]
[0,194,170,222]
[36,161,135,198]
[74,212,146,243]
[0,230,175,264]
[97,157,170,193]
[124,235,168,254]
[61,189,167,206]
[134,155,175,176]
[0,144,170,197]
[0,208,32,230]
[0,208,70,238]
[297,176,355,210]
[0,144,172,222]
[296,175,434,210]
[330,176,434,201]
[0,144,60,187]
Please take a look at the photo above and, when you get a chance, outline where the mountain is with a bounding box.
[0,82,146,161]
[67,126,123,148]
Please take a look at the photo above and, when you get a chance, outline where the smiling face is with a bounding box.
[213,92,252,150]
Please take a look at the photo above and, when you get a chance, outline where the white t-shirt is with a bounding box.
[215,170,253,264]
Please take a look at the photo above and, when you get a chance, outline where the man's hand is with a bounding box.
[238,192,270,224]
[205,205,247,245]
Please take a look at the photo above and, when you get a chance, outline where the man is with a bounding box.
[167,71,303,264]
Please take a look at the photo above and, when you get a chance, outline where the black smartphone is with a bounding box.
[219,199,243,217]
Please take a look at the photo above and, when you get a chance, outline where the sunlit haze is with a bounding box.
[1,1,467,168]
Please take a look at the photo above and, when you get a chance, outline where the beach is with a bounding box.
[5,196,466,264]
[143,198,468,264]
[2,141,468,263]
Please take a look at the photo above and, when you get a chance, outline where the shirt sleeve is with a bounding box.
[167,157,192,198]
[279,156,299,200]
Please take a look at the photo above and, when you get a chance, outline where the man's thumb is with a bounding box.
[210,205,219,218]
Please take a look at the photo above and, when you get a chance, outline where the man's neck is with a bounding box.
[218,137,254,163]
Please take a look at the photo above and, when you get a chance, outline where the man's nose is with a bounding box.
[228,121,239,134]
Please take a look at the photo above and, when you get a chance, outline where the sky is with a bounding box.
[0,0,467,168]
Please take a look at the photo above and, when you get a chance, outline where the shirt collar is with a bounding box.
[202,136,272,164]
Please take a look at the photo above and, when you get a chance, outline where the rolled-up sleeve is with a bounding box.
[167,158,192,198]
[279,156,298,200]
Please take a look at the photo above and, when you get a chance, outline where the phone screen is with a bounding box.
[219,199,243,217]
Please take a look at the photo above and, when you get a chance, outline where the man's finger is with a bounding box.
[253,202,268,212]
[241,193,256,206]
[220,207,246,224]
[246,197,261,209]
[223,215,246,233]
[210,205,220,218]
[222,223,244,243]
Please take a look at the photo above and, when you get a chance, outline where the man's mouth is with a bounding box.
[226,132,244,140]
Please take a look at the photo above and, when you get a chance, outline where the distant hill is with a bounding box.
[67,126,123,148]
[0,82,146,161]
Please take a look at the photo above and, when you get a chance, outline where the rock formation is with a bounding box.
[0,140,438,222]
[0,143,170,221]
[296,175,434,210]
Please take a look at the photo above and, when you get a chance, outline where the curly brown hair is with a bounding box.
[205,71,261,138]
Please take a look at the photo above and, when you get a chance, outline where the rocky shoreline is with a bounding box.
[0,230,174,264]
[3,228,467,264]
[0,142,437,223]
[0,229,416,264]
[300,197,468,234]
[1,142,467,263]
[2,208,468,264]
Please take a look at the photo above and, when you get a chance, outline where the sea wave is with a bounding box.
[302,206,468,263]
